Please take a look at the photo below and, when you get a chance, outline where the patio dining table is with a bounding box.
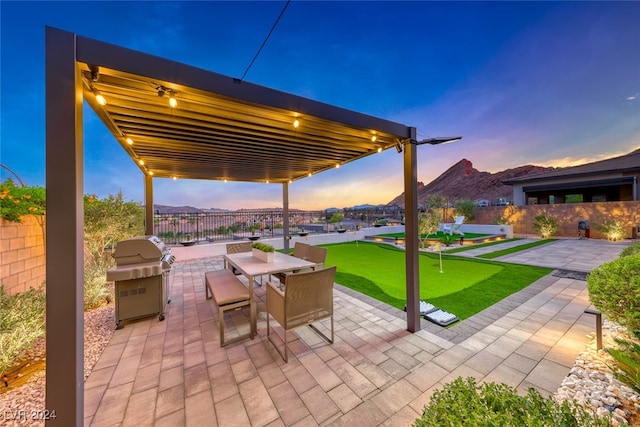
[223,251,318,336]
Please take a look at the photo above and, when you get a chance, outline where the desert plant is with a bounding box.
[595,219,626,241]
[533,214,558,238]
[607,330,640,394]
[251,242,275,252]
[418,211,441,248]
[440,233,458,247]
[413,376,608,427]
[620,242,640,258]
[0,285,46,373]
[453,199,477,222]
[587,254,640,331]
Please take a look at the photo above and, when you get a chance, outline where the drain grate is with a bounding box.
[552,269,589,281]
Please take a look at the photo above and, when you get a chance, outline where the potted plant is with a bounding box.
[247,224,261,241]
[252,241,275,263]
[298,227,309,236]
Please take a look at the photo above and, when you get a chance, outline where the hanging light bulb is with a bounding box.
[95,90,106,106]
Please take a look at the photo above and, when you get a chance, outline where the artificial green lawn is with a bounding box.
[321,241,551,322]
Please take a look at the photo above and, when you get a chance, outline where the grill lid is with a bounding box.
[112,235,172,266]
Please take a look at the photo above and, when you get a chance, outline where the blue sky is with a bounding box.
[1,1,639,210]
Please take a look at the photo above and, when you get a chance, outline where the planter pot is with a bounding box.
[247,236,261,241]
[298,232,309,236]
[337,229,347,233]
[252,248,274,263]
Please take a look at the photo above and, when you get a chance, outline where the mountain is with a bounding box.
[154,204,204,214]
[386,159,555,208]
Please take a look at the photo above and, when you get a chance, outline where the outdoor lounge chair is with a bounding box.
[266,266,336,362]
[443,216,465,235]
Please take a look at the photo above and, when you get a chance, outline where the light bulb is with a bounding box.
[126,137,134,145]
[169,96,177,108]
[293,119,299,128]
[95,92,106,106]
[138,159,144,165]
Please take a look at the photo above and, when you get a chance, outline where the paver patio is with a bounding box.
[83,238,629,426]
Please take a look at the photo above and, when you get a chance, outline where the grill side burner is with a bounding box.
[107,235,175,329]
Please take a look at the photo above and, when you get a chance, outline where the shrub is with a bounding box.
[440,233,458,246]
[453,199,477,222]
[252,242,275,252]
[533,214,558,238]
[607,330,640,394]
[594,219,626,241]
[413,376,608,427]
[0,285,46,373]
[587,254,640,331]
[0,178,46,223]
[620,242,640,258]
[84,192,144,310]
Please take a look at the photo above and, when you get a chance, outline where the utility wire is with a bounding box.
[237,0,291,83]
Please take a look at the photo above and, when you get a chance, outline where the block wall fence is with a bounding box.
[1,215,46,295]
[1,201,638,295]
[472,201,640,239]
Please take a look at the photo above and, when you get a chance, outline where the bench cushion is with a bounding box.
[205,270,249,305]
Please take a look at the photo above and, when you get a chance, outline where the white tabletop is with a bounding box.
[224,251,316,277]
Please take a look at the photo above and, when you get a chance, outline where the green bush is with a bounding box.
[587,254,640,330]
[251,242,275,252]
[594,219,626,241]
[84,192,144,310]
[413,376,608,427]
[0,285,46,373]
[453,199,477,222]
[607,330,640,394]
[533,214,558,238]
[440,233,458,246]
[620,242,640,258]
[0,179,46,223]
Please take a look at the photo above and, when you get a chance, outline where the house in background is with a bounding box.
[503,149,640,206]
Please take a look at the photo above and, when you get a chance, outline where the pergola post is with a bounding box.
[404,127,420,332]
[145,174,154,235]
[283,182,290,253]
[45,26,84,426]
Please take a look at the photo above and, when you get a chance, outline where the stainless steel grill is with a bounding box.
[107,235,175,329]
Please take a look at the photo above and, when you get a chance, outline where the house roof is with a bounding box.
[75,32,413,184]
[502,149,640,185]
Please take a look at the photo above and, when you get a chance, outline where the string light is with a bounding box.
[377,147,382,153]
[94,90,106,106]
[168,91,177,108]
[125,137,134,145]
[138,159,144,166]
[293,119,299,128]
[371,135,377,142]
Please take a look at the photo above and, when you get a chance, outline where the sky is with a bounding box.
[1,1,639,210]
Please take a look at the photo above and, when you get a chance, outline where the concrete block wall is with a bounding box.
[0,215,46,295]
[473,201,640,239]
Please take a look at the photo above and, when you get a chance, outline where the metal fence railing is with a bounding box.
[153,207,405,245]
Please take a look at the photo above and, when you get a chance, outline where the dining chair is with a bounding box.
[266,266,337,362]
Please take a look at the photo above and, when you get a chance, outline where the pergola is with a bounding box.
[45,26,446,425]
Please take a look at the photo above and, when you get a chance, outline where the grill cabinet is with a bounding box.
[107,236,175,329]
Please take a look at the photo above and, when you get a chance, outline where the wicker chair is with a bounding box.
[266,266,336,362]
[226,242,252,275]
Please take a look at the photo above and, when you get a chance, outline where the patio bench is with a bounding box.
[205,269,252,346]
